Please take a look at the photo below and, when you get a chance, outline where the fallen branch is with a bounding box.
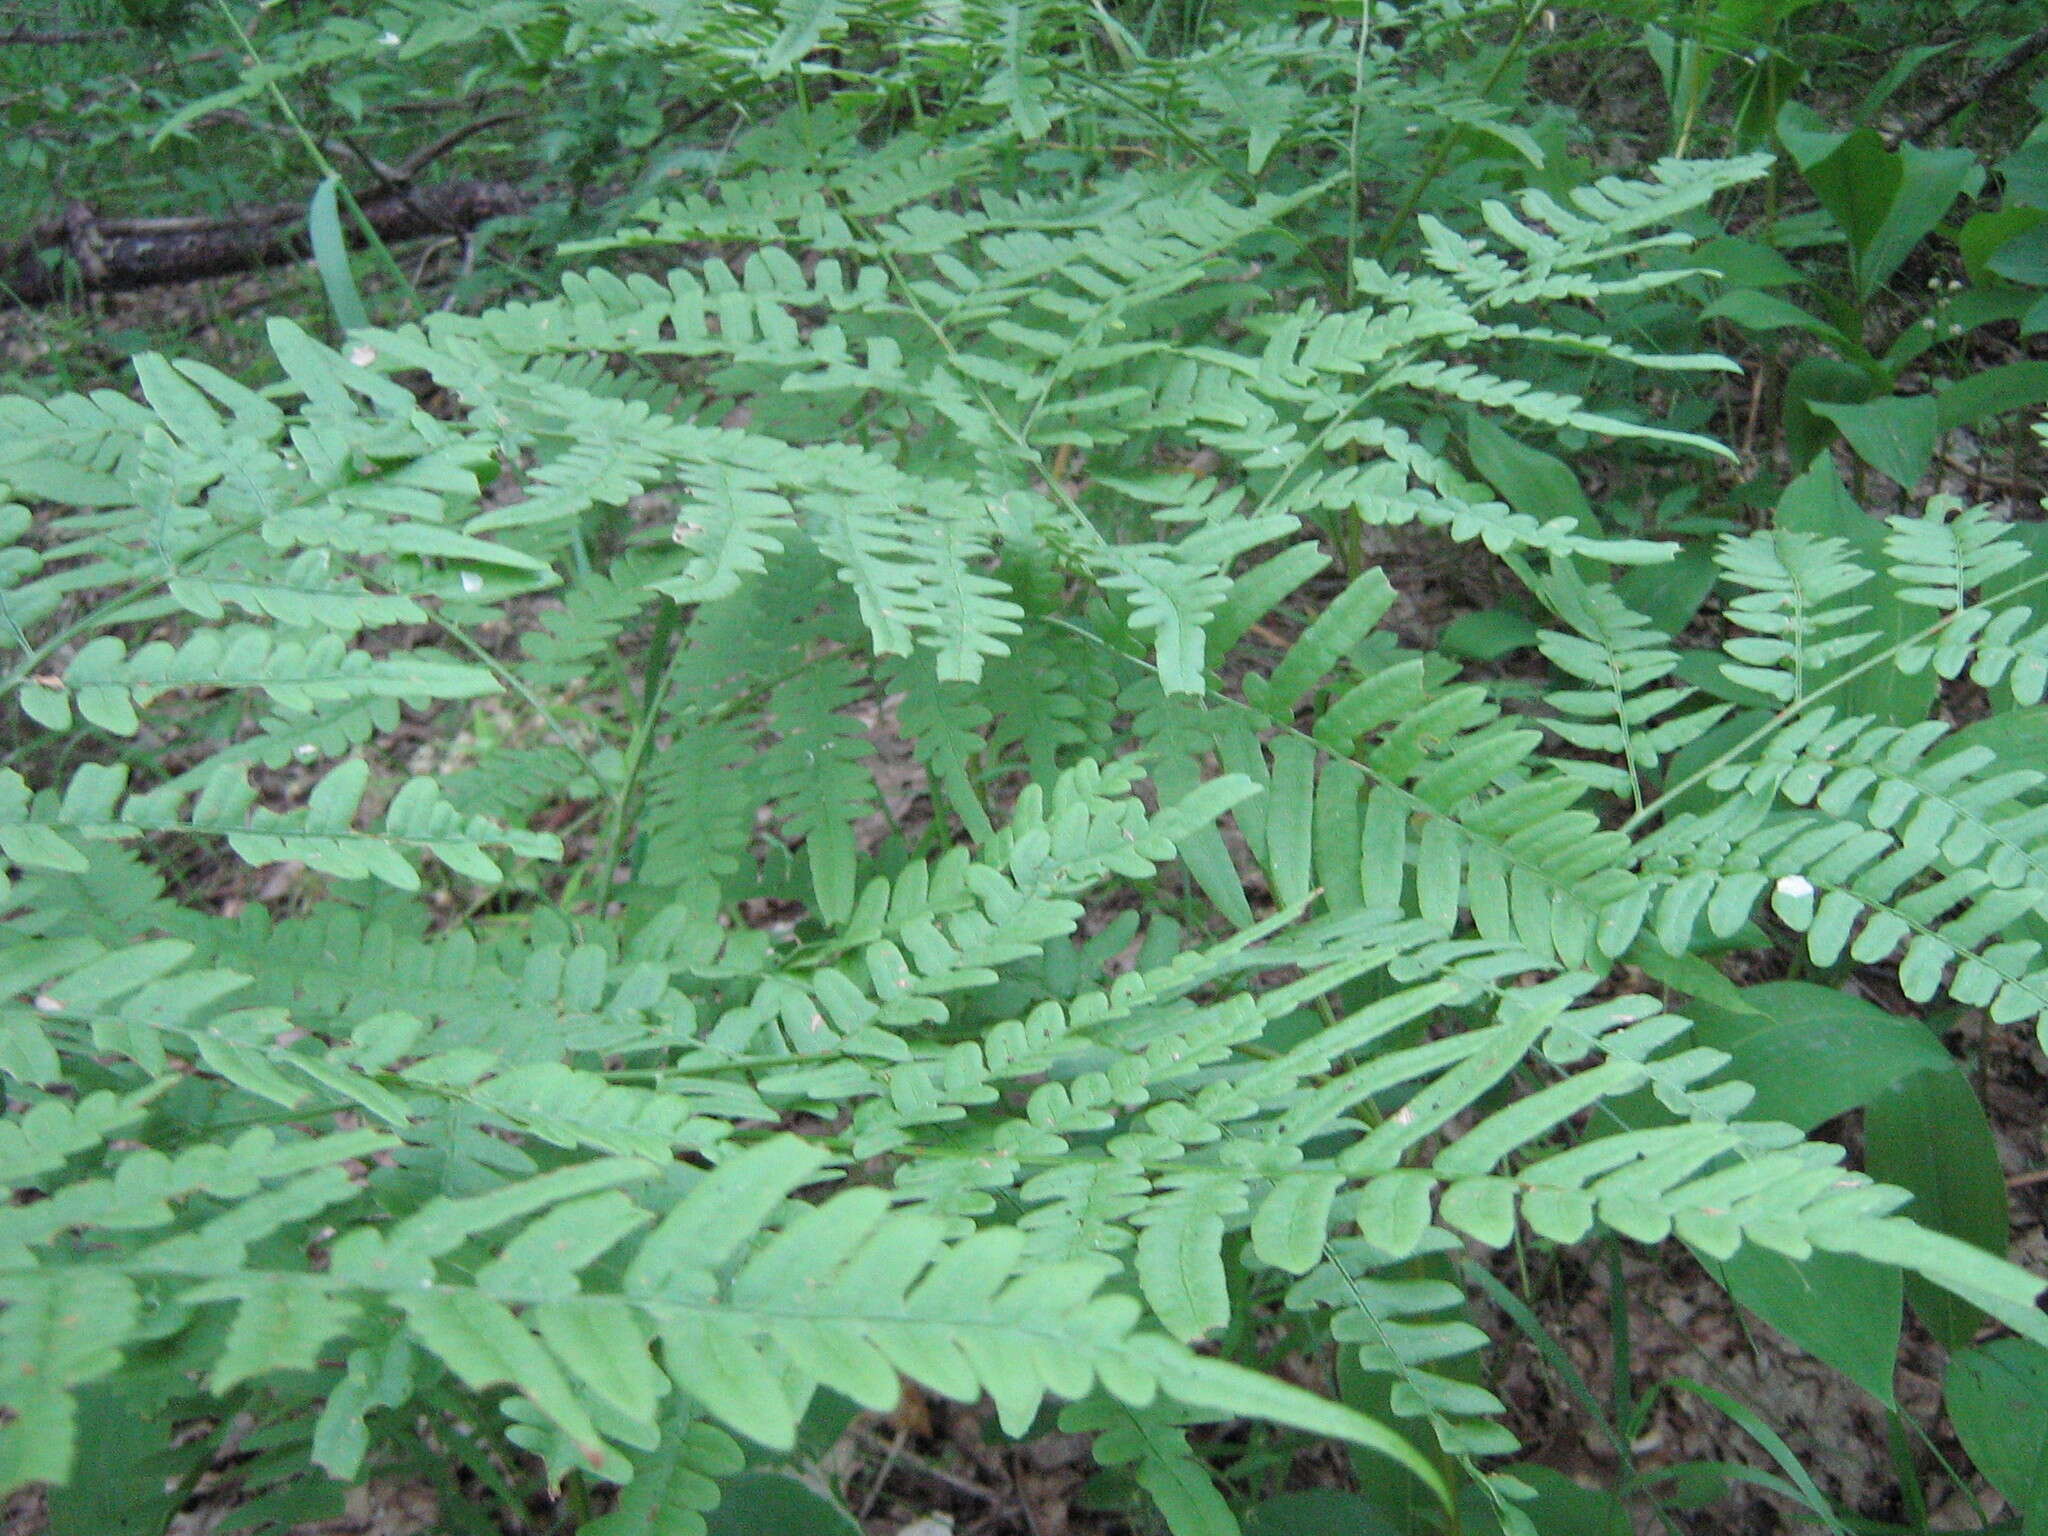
[1,179,538,306]
[0,26,128,45]
[1891,22,2048,144]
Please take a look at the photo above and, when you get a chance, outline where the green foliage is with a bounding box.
[8,2,2048,1534]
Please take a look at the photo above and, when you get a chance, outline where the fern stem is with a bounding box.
[1368,0,1545,262]
[1043,612,1614,940]
[1041,61,1261,198]
[1247,391,1372,526]
[586,609,689,916]
[338,556,624,820]
[1344,0,1378,304]
[848,209,1120,570]
[204,0,421,319]
[1604,1236,1636,1435]
[1668,0,1716,158]
[1462,1260,1687,1536]
[1321,1245,1472,1532]
[561,1471,593,1530]
[1890,1401,1995,1530]
[0,579,172,705]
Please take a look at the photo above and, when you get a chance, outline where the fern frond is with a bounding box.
[1715,528,1876,703]
[1,1135,1444,1500]
[1195,571,1648,965]
[4,759,558,890]
[15,626,494,736]
[1885,498,2048,704]
[1415,155,1775,307]
[1641,786,2048,1032]
[1059,1395,1241,1536]
[1290,1233,1518,1457]
[194,906,698,1064]
[1536,565,1729,805]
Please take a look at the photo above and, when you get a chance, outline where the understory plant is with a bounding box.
[5,4,2048,1534]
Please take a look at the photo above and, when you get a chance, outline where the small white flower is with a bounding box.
[33,994,62,1015]
[347,345,376,367]
[295,743,320,762]
[1775,874,1815,901]
[381,29,401,45]
[460,571,484,594]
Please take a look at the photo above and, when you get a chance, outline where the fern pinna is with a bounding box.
[3,30,2046,1535]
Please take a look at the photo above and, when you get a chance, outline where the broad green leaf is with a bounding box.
[1941,706,2048,777]
[2000,141,2048,207]
[1809,395,1939,489]
[1701,289,1849,344]
[1782,358,1879,471]
[1616,543,1718,635]
[307,177,370,334]
[1466,415,1593,532]
[1486,1466,1631,1536]
[1245,1490,1403,1536]
[1857,139,1978,295]
[1959,206,2048,286]
[1706,1247,1900,1405]
[1946,1341,2048,1509]
[1779,104,1978,298]
[1438,609,1539,661]
[1936,361,2048,432]
[1864,1067,2009,1347]
[1693,236,1805,288]
[704,1472,861,1536]
[1992,223,2048,287]
[1683,982,1950,1131]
